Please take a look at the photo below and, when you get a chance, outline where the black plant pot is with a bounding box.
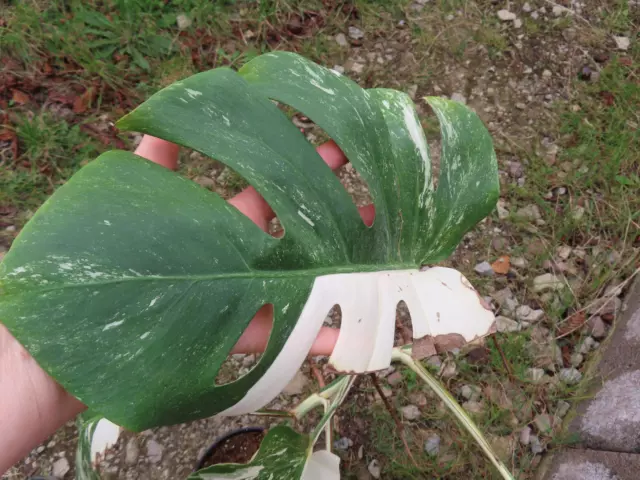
[194,426,266,471]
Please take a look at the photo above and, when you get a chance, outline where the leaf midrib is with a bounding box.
[2,263,415,296]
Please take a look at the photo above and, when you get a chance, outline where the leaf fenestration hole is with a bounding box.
[183,149,284,238]
[395,300,413,347]
[214,304,274,386]
[286,109,375,228]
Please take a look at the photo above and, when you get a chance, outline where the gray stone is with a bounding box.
[333,437,353,451]
[492,288,519,315]
[463,400,485,415]
[348,26,364,40]
[514,18,523,28]
[580,371,640,450]
[146,439,163,464]
[534,413,553,434]
[557,400,571,418]
[496,316,520,333]
[516,204,541,221]
[125,437,140,466]
[545,449,640,480]
[460,385,480,401]
[571,353,584,367]
[335,33,348,47]
[450,92,467,104]
[401,404,421,420]
[520,426,532,445]
[579,337,596,354]
[332,65,345,75]
[441,361,457,378]
[176,14,192,30]
[531,11,539,19]
[52,457,70,478]
[424,435,440,456]
[368,459,381,479]
[530,435,544,454]
[497,9,517,21]
[426,355,443,369]
[542,69,552,78]
[589,316,608,339]
[386,371,403,386]
[552,5,565,16]
[283,370,309,395]
[559,368,583,385]
[408,392,427,407]
[534,273,566,293]
[522,2,532,12]
[407,85,418,100]
[474,261,494,276]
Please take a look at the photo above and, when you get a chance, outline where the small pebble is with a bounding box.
[424,435,440,456]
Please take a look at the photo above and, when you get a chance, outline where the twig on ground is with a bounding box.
[491,335,515,381]
[369,373,420,468]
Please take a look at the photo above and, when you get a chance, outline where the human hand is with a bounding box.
[134,135,375,356]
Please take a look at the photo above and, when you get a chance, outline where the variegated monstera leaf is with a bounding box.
[0,52,498,432]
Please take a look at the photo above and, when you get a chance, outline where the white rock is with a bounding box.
[614,36,630,51]
[556,400,571,418]
[125,437,140,466]
[283,370,309,395]
[424,435,440,456]
[407,84,418,100]
[559,368,582,385]
[571,206,585,221]
[522,2,532,12]
[492,288,519,315]
[557,245,572,260]
[531,11,539,19]
[497,9,517,21]
[511,257,527,268]
[463,400,485,415]
[176,14,192,30]
[450,92,467,104]
[53,457,70,478]
[332,65,345,75]
[533,273,565,292]
[520,426,532,445]
[528,368,545,383]
[542,69,552,79]
[441,361,457,378]
[570,353,584,367]
[514,18,523,28]
[588,316,607,339]
[335,33,348,47]
[401,404,421,420]
[368,459,381,479]
[496,316,520,333]
[350,62,365,74]
[497,199,510,219]
[516,305,532,321]
[588,296,622,316]
[552,5,565,16]
[578,336,596,354]
[475,261,494,276]
[348,26,364,40]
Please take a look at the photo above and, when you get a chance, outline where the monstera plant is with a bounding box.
[0,52,508,479]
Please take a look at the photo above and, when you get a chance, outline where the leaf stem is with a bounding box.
[392,348,515,480]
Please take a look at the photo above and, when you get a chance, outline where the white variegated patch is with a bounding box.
[301,450,340,480]
[221,267,494,416]
[90,418,122,467]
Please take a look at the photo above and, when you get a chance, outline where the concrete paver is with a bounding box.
[567,277,640,451]
[545,449,640,480]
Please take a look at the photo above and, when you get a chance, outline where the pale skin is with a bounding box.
[0,135,374,474]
